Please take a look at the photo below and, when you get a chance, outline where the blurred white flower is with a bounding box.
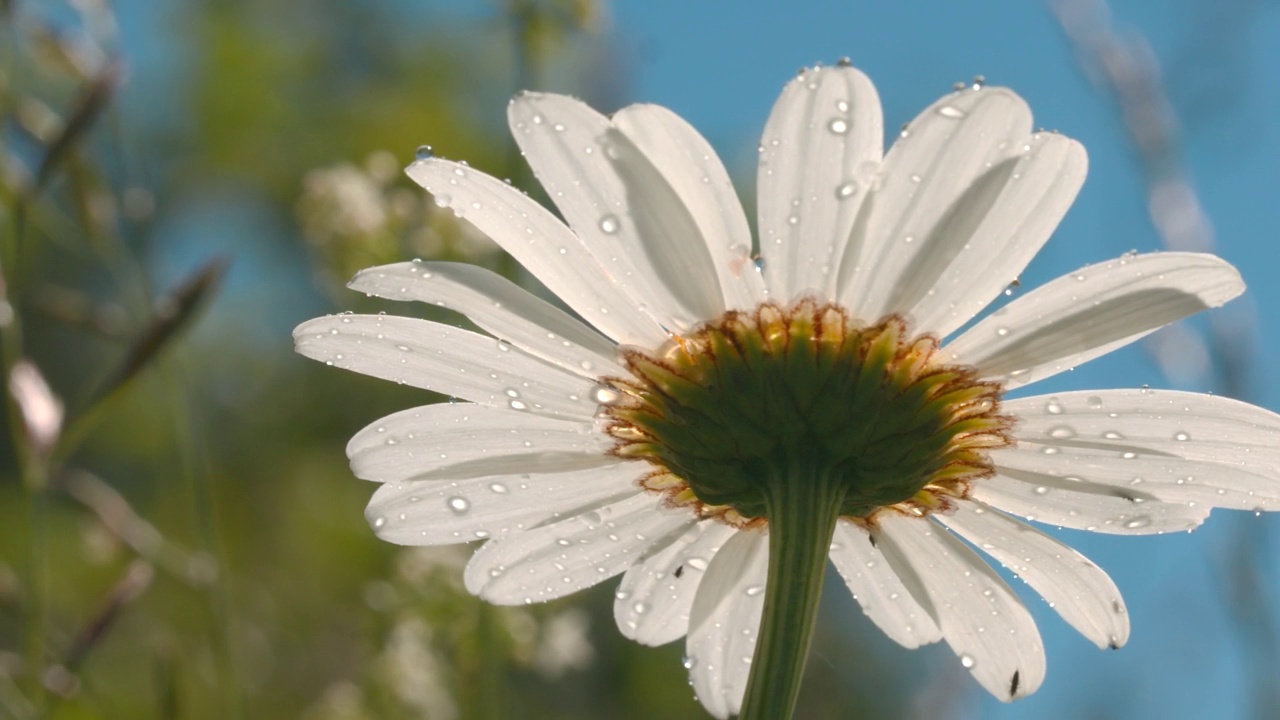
[296,60,1279,717]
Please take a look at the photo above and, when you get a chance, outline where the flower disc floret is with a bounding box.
[603,299,1014,524]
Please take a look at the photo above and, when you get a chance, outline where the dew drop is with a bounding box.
[509,400,529,411]
[1173,431,1190,442]
[835,181,859,199]
[447,497,470,514]
[937,105,965,118]
[960,653,976,669]
[1123,516,1152,529]
[744,585,764,597]
[1034,486,1049,495]
[1045,398,1064,414]
[1087,396,1104,409]
[686,557,708,571]
[828,118,849,134]
[599,214,620,234]
[591,384,620,405]
[632,602,649,615]
[682,655,697,670]
[1048,425,1076,439]
[1103,430,1126,440]
[995,327,1010,337]
[489,482,508,494]
[415,145,433,160]
[372,516,387,529]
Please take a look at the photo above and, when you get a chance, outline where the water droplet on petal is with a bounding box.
[1173,431,1190,442]
[447,497,470,514]
[415,145,433,160]
[828,118,849,134]
[599,214,620,234]
[1046,398,1064,414]
[937,105,965,118]
[835,181,859,199]
[960,653,976,669]
[1123,516,1152,529]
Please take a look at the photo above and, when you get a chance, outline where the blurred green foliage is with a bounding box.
[0,1,920,718]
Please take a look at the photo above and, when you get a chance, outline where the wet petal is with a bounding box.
[943,252,1244,387]
[614,104,764,310]
[838,87,1031,322]
[347,403,613,483]
[464,493,690,604]
[973,466,1210,534]
[685,530,768,720]
[757,64,882,300]
[406,157,667,346]
[874,514,1045,700]
[937,499,1130,649]
[349,261,624,377]
[902,133,1087,337]
[293,314,597,420]
[368,463,644,546]
[509,92,724,329]
[614,521,737,646]
[829,520,942,648]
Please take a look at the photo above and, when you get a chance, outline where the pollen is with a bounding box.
[598,298,1014,528]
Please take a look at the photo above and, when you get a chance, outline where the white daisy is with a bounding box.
[294,60,1280,719]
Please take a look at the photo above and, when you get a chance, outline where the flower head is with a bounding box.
[295,61,1279,718]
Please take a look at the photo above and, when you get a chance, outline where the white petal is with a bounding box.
[613,104,764,310]
[509,93,724,329]
[943,252,1244,387]
[936,499,1130,649]
[972,467,1210,534]
[1004,389,1280,512]
[367,463,644,546]
[406,157,667,346]
[829,520,942,648]
[756,64,883,300]
[614,521,738,646]
[294,314,597,420]
[902,133,1088,338]
[349,261,624,378]
[347,403,614,483]
[838,87,1031,322]
[463,493,691,605]
[686,530,768,720]
[874,514,1045,701]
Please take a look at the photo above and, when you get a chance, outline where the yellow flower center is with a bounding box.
[599,299,1013,529]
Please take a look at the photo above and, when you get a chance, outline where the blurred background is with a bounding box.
[1,0,1278,717]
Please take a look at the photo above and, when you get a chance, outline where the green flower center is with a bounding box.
[601,299,1012,527]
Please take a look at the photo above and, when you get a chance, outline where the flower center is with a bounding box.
[600,299,1013,528]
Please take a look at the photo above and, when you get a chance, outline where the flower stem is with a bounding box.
[739,457,846,720]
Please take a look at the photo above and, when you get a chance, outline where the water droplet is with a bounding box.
[1103,430,1125,440]
[632,601,649,615]
[591,384,619,405]
[835,181,859,199]
[509,400,528,411]
[599,214,620,234]
[372,516,387,528]
[496,340,511,352]
[1173,431,1190,442]
[447,497,470,514]
[1048,425,1076,439]
[970,75,986,89]
[1046,398,1064,414]
[787,214,800,226]
[1034,486,1049,495]
[744,585,764,596]
[489,482,508,494]
[1087,396,1104,409]
[580,511,603,528]
[937,105,965,118]
[686,557,708,571]
[682,654,697,670]
[960,653,976,669]
[415,145,433,160]
[828,118,849,134]
[995,327,1010,337]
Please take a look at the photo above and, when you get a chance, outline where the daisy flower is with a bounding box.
[295,60,1280,719]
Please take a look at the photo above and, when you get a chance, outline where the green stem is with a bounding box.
[739,457,846,720]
